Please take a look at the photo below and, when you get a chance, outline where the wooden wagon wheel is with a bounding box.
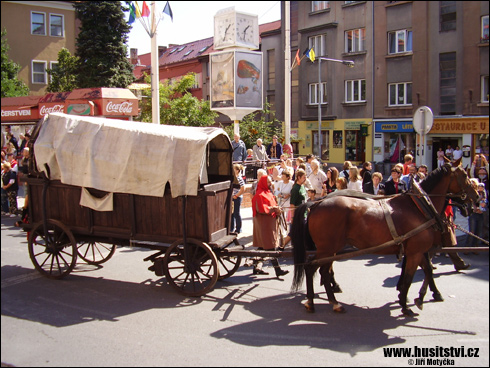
[28,219,77,279]
[77,241,116,265]
[217,254,242,281]
[163,238,218,297]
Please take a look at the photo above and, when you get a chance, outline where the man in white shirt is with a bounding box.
[452,146,463,161]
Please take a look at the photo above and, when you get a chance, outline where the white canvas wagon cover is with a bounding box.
[34,113,233,198]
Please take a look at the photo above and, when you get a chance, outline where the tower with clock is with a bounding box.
[210,7,263,128]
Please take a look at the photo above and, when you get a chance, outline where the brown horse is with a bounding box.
[290,160,478,316]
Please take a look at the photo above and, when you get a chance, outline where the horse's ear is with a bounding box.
[464,165,469,171]
[454,157,462,167]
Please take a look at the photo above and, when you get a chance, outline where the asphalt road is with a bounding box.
[1,205,489,367]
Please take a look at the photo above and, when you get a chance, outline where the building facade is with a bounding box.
[1,1,78,96]
[283,1,488,170]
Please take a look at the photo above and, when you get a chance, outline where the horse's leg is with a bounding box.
[414,253,444,310]
[330,265,342,293]
[396,255,407,291]
[304,265,317,313]
[397,253,424,317]
[320,263,345,313]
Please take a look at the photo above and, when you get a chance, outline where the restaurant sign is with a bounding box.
[429,118,488,134]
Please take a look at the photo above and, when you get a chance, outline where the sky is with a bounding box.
[126,1,281,56]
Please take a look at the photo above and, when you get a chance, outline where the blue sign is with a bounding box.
[375,121,413,133]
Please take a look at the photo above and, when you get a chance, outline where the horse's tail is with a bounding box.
[290,201,316,292]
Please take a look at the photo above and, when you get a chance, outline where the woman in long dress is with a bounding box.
[251,175,289,277]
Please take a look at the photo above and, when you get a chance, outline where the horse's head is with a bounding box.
[447,159,479,217]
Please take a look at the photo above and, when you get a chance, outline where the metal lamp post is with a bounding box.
[317,57,354,160]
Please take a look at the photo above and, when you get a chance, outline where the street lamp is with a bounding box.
[317,57,354,161]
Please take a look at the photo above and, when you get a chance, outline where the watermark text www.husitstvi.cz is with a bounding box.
[383,345,479,365]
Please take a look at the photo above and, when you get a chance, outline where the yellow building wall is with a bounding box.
[1,1,77,95]
[288,119,373,166]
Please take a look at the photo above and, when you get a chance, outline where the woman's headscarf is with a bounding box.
[252,175,277,217]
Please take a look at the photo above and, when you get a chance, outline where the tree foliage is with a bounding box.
[222,102,282,149]
[46,48,79,92]
[1,29,29,97]
[139,73,218,127]
[74,2,134,88]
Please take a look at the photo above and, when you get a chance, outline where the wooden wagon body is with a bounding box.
[24,113,240,296]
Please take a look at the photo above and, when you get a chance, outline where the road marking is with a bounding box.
[1,272,43,289]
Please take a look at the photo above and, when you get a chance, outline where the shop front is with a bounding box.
[2,88,139,151]
[373,119,416,174]
[293,119,372,166]
[424,116,489,171]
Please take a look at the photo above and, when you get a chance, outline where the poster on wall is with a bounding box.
[235,51,262,109]
[333,130,343,148]
[211,52,235,108]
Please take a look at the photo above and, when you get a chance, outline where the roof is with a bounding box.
[131,20,282,78]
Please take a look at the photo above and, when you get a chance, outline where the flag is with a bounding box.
[134,1,142,18]
[141,1,150,17]
[163,2,173,22]
[306,47,315,62]
[295,49,301,66]
[128,2,136,24]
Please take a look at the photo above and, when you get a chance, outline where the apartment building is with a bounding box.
[1,1,78,96]
[284,1,488,170]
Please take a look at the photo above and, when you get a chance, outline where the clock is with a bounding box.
[214,10,236,50]
[236,13,259,49]
[214,8,259,50]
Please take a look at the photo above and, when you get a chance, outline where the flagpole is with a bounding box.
[284,1,291,146]
[150,1,160,124]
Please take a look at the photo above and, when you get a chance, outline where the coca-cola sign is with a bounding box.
[39,103,65,116]
[104,100,134,115]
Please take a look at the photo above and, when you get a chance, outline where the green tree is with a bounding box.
[46,48,79,92]
[74,2,134,88]
[222,102,282,149]
[139,73,218,127]
[1,29,29,97]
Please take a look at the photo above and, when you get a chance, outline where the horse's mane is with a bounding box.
[420,164,450,193]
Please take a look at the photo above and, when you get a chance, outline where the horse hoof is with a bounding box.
[332,285,343,293]
[402,308,419,317]
[455,263,470,271]
[304,301,315,313]
[333,306,346,314]
[433,293,444,302]
[414,298,424,310]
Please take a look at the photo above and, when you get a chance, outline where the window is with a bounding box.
[50,14,64,37]
[345,28,366,53]
[312,131,329,160]
[309,34,327,56]
[439,52,456,115]
[184,50,193,56]
[482,15,489,43]
[482,76,489,103]
[388,82,412,106]
[31,12,46,35]
[268,49,275,90]
[49,61,59,82]
[345,79,366,103]
[388,30,412,54]
[309,82,327,105]
[440,1,456,32]
[312,1,330,12]
[32,61,47,84]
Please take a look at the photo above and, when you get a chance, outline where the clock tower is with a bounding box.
[211,7,262,130]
